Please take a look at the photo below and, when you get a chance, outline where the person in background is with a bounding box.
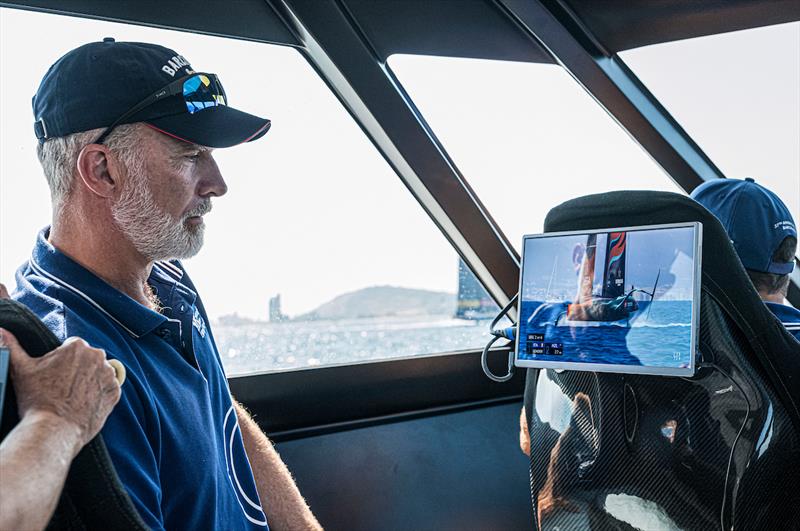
[691,177,800,339]
[0,283,122,531]
[520,177,799,457]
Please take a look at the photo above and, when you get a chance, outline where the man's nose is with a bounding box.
[198,154,228,198]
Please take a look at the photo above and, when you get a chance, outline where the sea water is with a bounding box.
[215,300,693,377]
[518,299,693,368]
[214,315,493,376]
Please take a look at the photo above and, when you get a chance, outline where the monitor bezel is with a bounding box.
[514,221,702,377]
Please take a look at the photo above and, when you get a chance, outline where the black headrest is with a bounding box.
[542,190,800,427]
[0,298,148,531]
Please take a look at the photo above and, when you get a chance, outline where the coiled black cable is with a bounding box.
[481,293,518,382]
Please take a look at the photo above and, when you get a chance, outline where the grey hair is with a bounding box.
[36,124,144,211]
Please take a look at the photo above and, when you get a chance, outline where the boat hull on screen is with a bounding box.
[519,299,691,367]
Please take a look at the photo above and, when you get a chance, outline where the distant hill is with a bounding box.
[296,285,456,321]
[217,313,262,326]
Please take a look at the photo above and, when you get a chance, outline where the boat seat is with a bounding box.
[0,298,148,531]
[523,190,800,530]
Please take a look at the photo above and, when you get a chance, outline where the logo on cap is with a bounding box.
[162,54,191,77]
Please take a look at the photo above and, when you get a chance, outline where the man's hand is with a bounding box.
[0,284,123,531]
[1,329,121,449]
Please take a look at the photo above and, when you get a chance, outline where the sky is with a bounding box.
[621,23,800,216]
[389,21,799,248]
[521,227,696,302]
[1,9,797,320]
[0,8,459,319]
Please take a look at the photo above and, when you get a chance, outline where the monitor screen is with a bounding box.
[515,222,701,376]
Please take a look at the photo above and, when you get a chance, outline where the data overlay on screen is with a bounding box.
[515,223,701,376]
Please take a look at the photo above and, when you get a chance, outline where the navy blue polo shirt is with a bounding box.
[766,301,800,341]
[13,228,269,531]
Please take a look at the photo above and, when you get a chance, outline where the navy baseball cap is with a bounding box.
[691,178,797,275]
[32,38,270,148]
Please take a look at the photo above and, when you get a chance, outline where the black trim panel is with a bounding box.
[4,1,797,61]
[0,0,300,46]
[230,349,525,435]
[342,0,553,63]
[276,400,532,530]
[563,0,800,53]
[267,395,523,442]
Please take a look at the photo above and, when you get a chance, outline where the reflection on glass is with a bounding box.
[660,420,677,444]
[755,402,774,459]
[534,371,574,434]
[538,393,594,528]
[603,493,682,531]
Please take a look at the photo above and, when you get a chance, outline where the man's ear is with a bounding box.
[76,144,118,198]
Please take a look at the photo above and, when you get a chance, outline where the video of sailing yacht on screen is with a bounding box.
[518,226,696,369]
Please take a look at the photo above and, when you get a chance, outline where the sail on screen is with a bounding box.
[515,223,701,376]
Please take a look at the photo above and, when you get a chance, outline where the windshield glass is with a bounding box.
[0,8,499,376]
[621,22,800,219]
[388,55,681,250]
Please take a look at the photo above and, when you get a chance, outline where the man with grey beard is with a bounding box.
[12,40,321,531]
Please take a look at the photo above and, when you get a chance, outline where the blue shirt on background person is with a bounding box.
[766,302,800,340]
[14,229,269,530]
[691,177,800,341]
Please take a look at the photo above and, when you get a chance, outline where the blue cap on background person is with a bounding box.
[32,38,270,148]
[691,177,797,275]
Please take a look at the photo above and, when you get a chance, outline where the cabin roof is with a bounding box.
[5,0,799,59]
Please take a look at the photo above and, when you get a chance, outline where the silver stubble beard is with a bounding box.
[111,154,212,262]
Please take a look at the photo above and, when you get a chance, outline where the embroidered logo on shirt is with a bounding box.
[192,307,207,338]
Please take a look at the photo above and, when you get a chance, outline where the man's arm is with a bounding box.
[520,406,531,456]
[234,401,321,531]
[0,410,83,531]
[0,329,121,531]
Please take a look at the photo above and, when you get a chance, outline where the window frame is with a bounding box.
[4,0,796,436]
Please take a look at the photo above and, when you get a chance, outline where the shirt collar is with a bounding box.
[765,301,800,325]
[30,227,169,338]
[149,261,198,311]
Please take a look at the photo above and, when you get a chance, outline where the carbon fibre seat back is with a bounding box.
[523,190,800,530]
[0,298,148,531]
